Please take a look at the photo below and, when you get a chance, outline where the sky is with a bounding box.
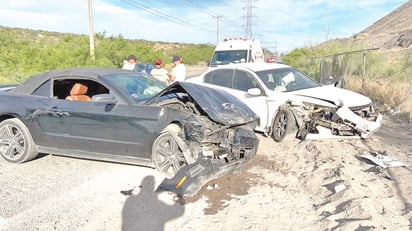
[0,0,408,53]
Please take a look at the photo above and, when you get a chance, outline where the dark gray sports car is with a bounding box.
[0,68,259,196]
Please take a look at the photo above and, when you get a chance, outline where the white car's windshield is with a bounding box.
[256,68,320,92]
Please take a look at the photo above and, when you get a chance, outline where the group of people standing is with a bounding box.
[122,54,185,86]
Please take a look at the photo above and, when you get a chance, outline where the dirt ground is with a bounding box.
[1,66,411,230]
[1,115,410,230]
[166,116,412,230]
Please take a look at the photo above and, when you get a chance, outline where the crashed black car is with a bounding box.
[0,68,259,196]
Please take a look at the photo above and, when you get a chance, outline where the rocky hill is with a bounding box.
[350,0,412,50]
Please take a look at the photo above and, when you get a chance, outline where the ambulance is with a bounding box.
[208,38,264,68]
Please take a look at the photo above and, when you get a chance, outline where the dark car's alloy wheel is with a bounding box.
[0,118,38,163]
[272,109,297,142]
[152,125,187,178]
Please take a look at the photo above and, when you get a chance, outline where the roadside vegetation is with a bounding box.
[0,26,214,84]
[282,41,412,121]
[1,26,410,120]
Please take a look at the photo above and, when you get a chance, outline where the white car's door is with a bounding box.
[187,68,271,132]
[228,69,270,132]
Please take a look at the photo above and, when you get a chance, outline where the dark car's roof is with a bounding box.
[10,67,135,95]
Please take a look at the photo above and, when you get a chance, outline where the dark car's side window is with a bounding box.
[32,80,51,97]
[233,70,258,91]
[51,79,109,100]
[204,69,233,88]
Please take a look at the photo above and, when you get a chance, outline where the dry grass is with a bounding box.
[345,76,412,120]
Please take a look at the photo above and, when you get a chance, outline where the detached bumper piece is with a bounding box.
[157,158,245,197]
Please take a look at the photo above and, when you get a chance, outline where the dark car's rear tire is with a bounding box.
[272,109,298,142]
[0,118,38,163]
[152,124,187,178]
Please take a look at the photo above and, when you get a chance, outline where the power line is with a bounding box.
[122,0,213,32]
[180,0,219,17]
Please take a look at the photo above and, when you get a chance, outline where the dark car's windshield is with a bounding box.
[136,62,154,74]
[103,73,166,102]
[210,50,248,66]
[256,67,320,92]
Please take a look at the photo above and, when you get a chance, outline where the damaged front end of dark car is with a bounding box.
[146,82,259,197]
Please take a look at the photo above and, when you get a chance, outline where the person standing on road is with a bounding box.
[150,59,171,85]
[122,54,138,70]
[170,55,186,83]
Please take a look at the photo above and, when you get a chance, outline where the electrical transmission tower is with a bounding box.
[243,0,256,39]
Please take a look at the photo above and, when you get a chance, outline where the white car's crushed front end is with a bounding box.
[336,105,382,138]
[303,104,382,140]
[289,98,382,140]
[279,85,382,140]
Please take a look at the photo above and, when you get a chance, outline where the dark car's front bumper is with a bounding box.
[157,126,258,197]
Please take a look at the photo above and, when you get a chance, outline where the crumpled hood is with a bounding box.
[148,82,258,126]
[290,85,372,107]
[179,82,257,125]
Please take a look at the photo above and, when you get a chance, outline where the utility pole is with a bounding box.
[213,15,223,44]
[88,0,95,61]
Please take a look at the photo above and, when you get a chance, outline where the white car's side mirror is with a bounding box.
[247,88,261,96]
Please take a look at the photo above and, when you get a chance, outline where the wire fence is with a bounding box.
[315,48,380,85]
[307,48,412,118]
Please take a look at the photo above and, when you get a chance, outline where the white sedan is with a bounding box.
[186,62,382,142]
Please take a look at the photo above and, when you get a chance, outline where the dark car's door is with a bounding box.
[29,79,127,156]
[36,97,163,162]
[33,98,128,156]
[31,76,167,166]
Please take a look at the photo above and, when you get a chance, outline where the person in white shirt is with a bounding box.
[170,55,186,82]
[150,59,171,85]
[122,54,137,70]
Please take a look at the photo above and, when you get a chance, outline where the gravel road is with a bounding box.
[0,154,169,230]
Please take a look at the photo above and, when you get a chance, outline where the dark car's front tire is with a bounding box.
[0,118,38,163]
[272,109,298,142]
[152,124,188,178]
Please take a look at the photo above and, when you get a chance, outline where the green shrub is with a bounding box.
[0,26,214,83]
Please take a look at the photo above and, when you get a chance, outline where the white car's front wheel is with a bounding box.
[272,109,298,142]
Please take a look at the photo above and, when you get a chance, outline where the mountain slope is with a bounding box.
[351,0,412,50]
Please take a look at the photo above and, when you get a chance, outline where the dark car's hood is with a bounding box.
[147,82,258,126]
